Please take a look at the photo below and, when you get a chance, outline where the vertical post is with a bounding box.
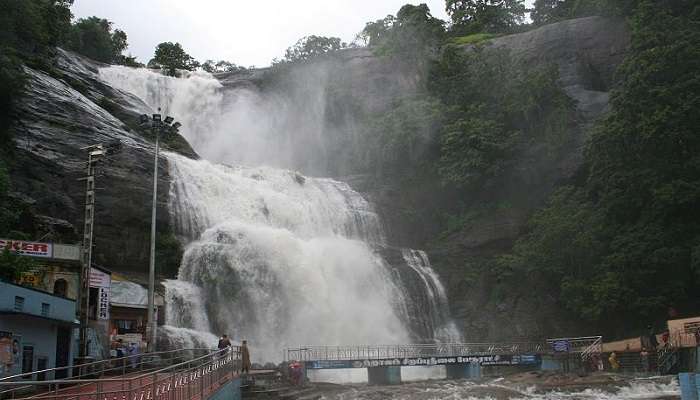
[147,131,160,352]
[79,146,102,360]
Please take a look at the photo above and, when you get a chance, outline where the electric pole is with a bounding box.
[78,142,121,361]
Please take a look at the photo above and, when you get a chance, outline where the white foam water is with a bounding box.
[166,153,410,361]
[316,377,679,399]
[98,65,461,362]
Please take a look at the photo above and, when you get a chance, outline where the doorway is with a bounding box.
[55,327,71,379]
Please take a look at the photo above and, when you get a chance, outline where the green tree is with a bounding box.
[148,42,199,76]
[360,4,445,61]
[114,54,143,68]
[531,0,569,25]
[365,96,444,176]
[430,46,573,187]
[0,0,73,61]
[357,15,395,46]
[0,249,35,283]
[531,0,639,24]
[67,17,128,63]
[502,0,700,330]
[281,35,345,63]
[201,59,244,73]
[446,0,526,33]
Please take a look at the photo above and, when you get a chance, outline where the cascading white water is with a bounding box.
[160,280,218,349]
[98,65,461,362]
[166,153,409,361]
[401,249,461,342]
[99,66,330,172]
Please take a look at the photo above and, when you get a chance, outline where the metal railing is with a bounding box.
[0,347,241,400]
[286,342,547,362]
[0,349,213,384]
[577,336,603,361]
[287,337,605,363]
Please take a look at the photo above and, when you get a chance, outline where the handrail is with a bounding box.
[580,336,603,361]
[0,347,214,383]
[286,338,604,362]
[0,348,234,386]
[0,347,241,400]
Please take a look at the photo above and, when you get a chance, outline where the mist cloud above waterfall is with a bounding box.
[71,0,450,67]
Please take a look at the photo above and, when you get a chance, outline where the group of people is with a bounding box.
[110,338,140,368]
[217,335,251,374]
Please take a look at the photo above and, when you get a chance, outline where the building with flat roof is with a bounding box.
[0,281,77,379]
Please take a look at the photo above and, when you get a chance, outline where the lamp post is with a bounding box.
[140,109,181,352]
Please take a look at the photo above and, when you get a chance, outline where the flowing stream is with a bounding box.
[99,65,460,363]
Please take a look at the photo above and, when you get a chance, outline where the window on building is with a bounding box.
[14,296,24,312]
[36,357,47,381]
[115,319,138,334]
[41,303,50,317]
[21,346,34,377]
[53,279,68,297]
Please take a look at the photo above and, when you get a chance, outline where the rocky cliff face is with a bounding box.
[9,16,629,340]
[426,16,630,340]
[9,49,194,280]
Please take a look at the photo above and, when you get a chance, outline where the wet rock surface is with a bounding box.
[9,50,194,278]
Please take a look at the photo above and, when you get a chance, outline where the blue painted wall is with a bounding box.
[0,282,76,379]
[0,282,76,322]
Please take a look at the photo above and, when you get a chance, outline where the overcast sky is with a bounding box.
[71,0,533,68]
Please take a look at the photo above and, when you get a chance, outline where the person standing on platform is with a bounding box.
[241,340,251,374]
[609,352,620,372]
[218,334,232,355]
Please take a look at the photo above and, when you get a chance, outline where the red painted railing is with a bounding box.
[0,348,240,400]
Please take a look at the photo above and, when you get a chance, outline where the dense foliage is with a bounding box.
[501,0,700,330]
[66,17,127,64]
[430,46,574,187]
[360,4,445,60]
[531,0,638,25]
[446,0,526,33]
[358,0,700,334]
[201,60,245,73]
[0,0,73,243]
[0,249,35,283]
[278,35,345,64]
[148,42,199,76]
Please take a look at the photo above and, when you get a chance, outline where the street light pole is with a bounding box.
[147,119,160,353]
[141,109,180,352]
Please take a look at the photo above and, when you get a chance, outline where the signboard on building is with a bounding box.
[550,340,570,353]
[90,268,111,320]
[98,287,110,320]
[52,244,81,261]
[0,239,51,258]
[0,239,80,261]
[90,268,110,288]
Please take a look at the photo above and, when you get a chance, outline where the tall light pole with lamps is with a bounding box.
[140,109,181,351]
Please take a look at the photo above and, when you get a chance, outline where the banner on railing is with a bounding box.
[305,354,541,369]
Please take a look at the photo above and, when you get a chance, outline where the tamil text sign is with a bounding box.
[305,355,541,369]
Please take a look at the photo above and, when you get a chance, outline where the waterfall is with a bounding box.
[401,249,461,342]
[98,65,461,362]
[166,153,409,361]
